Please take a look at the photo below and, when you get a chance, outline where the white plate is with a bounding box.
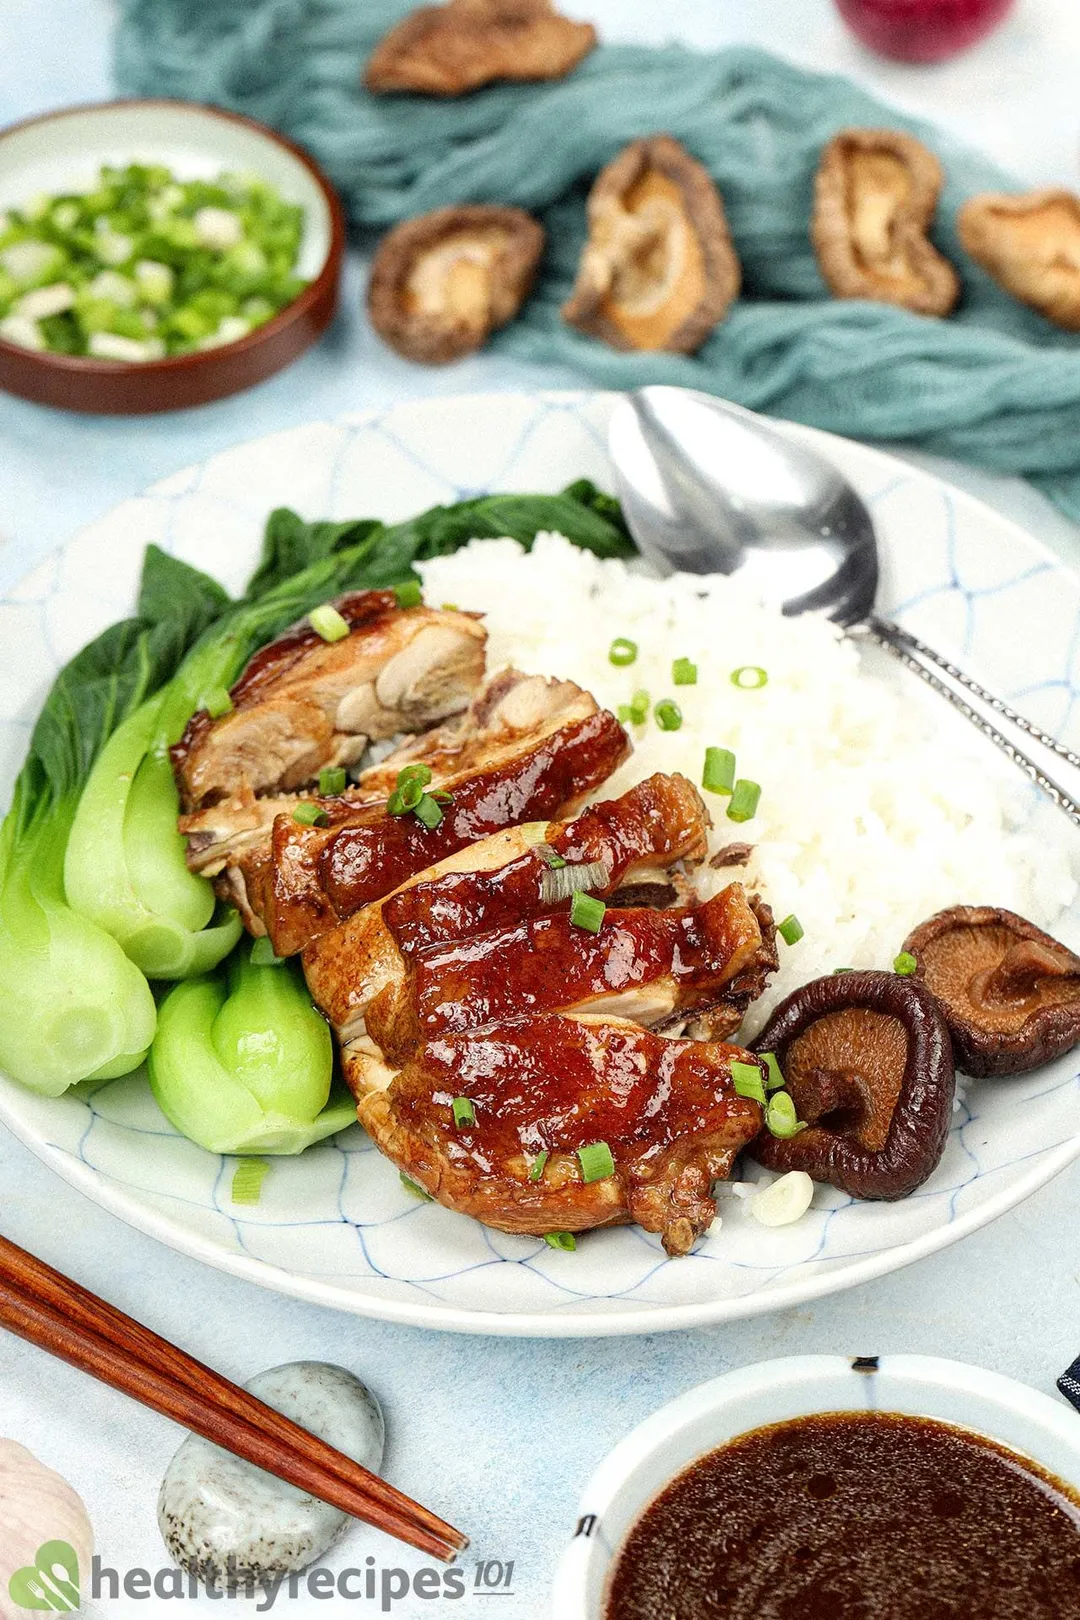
[1,390,1078,1336]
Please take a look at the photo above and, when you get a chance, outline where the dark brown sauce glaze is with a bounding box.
[605,1412,1080,1620]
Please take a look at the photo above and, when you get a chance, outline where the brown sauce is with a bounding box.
[604,1411,1080,1620]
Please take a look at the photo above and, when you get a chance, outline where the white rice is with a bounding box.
[418,534,1077,1036]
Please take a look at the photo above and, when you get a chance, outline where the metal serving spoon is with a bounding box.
[608,386,1080,828]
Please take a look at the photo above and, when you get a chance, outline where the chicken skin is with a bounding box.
[256,671,629,955]
[356,1013,766,1256]
[303,773,713,1045]
[366,882,773,1065]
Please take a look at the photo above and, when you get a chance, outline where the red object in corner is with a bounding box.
[835,0,1015,63]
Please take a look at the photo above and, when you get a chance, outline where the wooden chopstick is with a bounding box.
[0,1234,467,1563]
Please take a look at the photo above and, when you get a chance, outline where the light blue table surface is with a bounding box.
[2,4,1080,1617]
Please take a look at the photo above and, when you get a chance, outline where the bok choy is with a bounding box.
[148,942,353,1154]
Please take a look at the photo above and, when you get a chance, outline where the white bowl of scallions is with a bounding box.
[0,99,345,413]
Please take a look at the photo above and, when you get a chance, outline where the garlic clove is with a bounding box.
[0,1439,94,1620]
[749,1170,816,1228]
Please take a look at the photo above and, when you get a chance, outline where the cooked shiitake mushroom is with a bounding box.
[958,190,1080,331]
[901,905,1080,1076]
[562,135,740,354]
[750,970,955,1200]
[367,205,545,364]
[812,129,959,316]
[364,0,597,96]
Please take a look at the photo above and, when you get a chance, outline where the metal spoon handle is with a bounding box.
[862,615,1080,828]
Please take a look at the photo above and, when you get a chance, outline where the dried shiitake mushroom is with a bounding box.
[368,205,545,364]
[750,970,955,1199]
[902,905,1080,1076]
[812,128,959,316]
[562,135,740,354]
[958,190,1080,331]
[364,0,597,96]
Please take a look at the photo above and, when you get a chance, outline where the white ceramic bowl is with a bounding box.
[553,1353,1080,1618]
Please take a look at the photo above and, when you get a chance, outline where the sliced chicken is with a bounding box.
[255,671,629,956]
[172,591,487,815]
[353,1013,766,1256]
[365,881,775,1064]
[302,774,712,1045]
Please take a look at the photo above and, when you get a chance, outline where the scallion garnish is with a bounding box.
[577,1141,615,1183]
[250,937,284,967]
[544,1231,577,1251]
[536,844,567,870]
[529,1150,550,1182]
[400,1173,433,1201]
[629,689,650,725]
[540,859,610,907]
[570,892,606,933]
[414,793,445,830]
[452,1096,475,1128]
[731,665,768,690]
[702,746,736,796]
[292,802,328,827]
[309,603,350,643]
[205,687,233,719]
[230,1157,270,1206]
[727,779,761,823]
[609,637,638,667]
[730,1060,767,1106]
[318,765,347,797]
[672,657,698,686]
[766,1091,809,1140]
[394,579,422,609]
[761,1052,785,1092]
[893,951,918,976]
[654,698,683,732]
[778,914,804,946]
[617,704,634,724]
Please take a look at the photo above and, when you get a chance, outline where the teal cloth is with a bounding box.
[115,1,1080,522]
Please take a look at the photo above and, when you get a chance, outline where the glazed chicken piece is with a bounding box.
[255,671,629,956]
[173,591,486,818]
[303,772,713,1044]
[354,1013,766,1256]
[365,881,775,1065]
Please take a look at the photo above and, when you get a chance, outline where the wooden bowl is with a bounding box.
[0,100,346,414]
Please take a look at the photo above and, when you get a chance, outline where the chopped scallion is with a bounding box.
[654,698,683,732]
[540,859,609,907]
[731,666,768,690]
[778,914,804,946]
[617,704,634,724]
[629,689,650,725]
[570,892,606,933]
[761,1052,785,1092]
[452,1096,475,1128]
[414,792,444,829]
[205,687,233,719]
[672,657,698,686]
[544,1231,577,1251]
[577,1141,615,1183]
[318,765,347,797]
[250,937,284,967]
[394,579,422,609]
[609,637,638,667]
[702,746,736,796]
[309,603,350,643]
[893,951,918,976]
[529,1150,550,1182]
[292,802,328,827]
[730,1060,767,1106]
[400,1173,433,1201]
[727,779,761,823]
[536,843,567,870]
[230,1158,270,1206]
[766,1091,809,1140]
